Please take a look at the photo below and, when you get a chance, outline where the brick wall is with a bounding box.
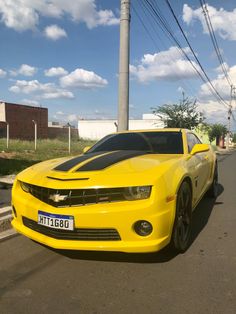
[0,122,6,138]
[4,103,48,140]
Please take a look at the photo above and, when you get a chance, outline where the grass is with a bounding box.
[0,138,96,176]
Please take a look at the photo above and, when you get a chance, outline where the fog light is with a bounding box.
[134,220,153,236]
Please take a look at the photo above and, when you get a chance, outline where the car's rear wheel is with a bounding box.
[207,164,218,198]
[170,181,192,253]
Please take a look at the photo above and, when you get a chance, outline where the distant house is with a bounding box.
[0,102,48,140]
[0,101,80,141]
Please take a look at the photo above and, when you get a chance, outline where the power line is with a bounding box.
[143,0,229,109]
[142,0,210,93]
[199,0,233,86]
[131,2,160,52]
[164,0,229,109]
[199,0,233,87]
[133,0,199,98]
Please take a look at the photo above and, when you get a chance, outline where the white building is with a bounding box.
[78,114,165,140]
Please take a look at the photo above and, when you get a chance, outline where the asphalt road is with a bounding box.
[0,152,235,314]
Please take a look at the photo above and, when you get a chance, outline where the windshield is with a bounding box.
[87,131,183,154]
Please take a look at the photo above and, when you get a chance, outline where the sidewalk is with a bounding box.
[0,175,17,241]
[215,147,236,155]
[0,174,15,188]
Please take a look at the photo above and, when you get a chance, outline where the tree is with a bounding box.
[152,95,204,129]
[207,123,227,145]
[233,133,236,143]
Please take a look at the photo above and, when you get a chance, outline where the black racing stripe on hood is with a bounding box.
[76,150,147,172]
[54,152,104,171]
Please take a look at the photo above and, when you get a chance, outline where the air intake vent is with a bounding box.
[22,217,121,241]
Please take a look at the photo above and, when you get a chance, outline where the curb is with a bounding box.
[0,206,12,217]
[0,206,18,241]
[0,228,18,242]
[215,148,236,155]
[0,175,15,189]
[0,212,13,232]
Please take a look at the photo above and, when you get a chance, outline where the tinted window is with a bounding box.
[187,133,202,153]
[88,132,183,154]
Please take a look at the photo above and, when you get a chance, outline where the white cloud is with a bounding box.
[60,68,108,89]
[67,114,78,122]
[44,67,68,77]
[0,0,39,32]
[0,69,7,78]
[53,1,119,29]
[10,64,37,77]
[196,64,236,126]
[41,90,74,99]
[0,0,119,32]
[53,112,78,123]
[22,99,40,106]
[44,25,67,40]
[130,46,200,83]
[9,79,74,99]
[197,100,229,125]
[198,65,236,101]
[183,4,236,41]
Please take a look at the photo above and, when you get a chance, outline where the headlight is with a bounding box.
[124,186,152,200]
[20,181,30,193]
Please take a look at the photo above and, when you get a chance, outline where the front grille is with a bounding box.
[22,182,128,208]
[22,217,121,241]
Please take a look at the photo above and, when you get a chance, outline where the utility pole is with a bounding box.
[118,0,130,131]
[68,124,71,154]
[32,120,37,151]
[6,122,9,149]
[226,85,234,150]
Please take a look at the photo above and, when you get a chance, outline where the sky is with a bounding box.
[0,0,236,130]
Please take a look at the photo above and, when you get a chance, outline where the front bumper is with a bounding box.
[12,181,176,253]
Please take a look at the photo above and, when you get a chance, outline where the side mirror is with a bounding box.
[83,146,91,153]
[190,143,209,155]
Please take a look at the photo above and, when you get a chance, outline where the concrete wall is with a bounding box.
[0,103,6,122]
[78,119,165,140]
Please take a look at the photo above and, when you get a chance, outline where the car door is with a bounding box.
[187,133,210,198]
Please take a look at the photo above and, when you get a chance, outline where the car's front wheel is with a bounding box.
[170,181,192,253]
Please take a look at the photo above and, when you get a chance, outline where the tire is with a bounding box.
[207,164,218,198]
[170,181,192,253]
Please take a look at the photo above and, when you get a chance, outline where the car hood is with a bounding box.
[17,150,184,188]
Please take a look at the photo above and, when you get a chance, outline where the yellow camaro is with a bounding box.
[11,129,217,253]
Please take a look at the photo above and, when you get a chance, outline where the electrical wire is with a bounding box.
[142,0,207,96]
[164,0,229,108]
[143,0,228,108]
[200,0,233,87]
[132,0,199,98]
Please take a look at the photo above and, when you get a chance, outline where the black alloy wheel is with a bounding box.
[171,181,192,253]
[207,164,218,198]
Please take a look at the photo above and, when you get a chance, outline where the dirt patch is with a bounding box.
[0,152,17,159]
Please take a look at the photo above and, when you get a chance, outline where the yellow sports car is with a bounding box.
[11,129,217,253]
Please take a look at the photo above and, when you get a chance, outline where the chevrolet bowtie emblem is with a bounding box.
[49,193,68,203]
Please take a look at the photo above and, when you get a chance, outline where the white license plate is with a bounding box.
[38,211,74,230]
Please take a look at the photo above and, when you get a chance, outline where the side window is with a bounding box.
[187,133,201,153]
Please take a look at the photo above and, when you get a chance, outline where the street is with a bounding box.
[0,152,235,314]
